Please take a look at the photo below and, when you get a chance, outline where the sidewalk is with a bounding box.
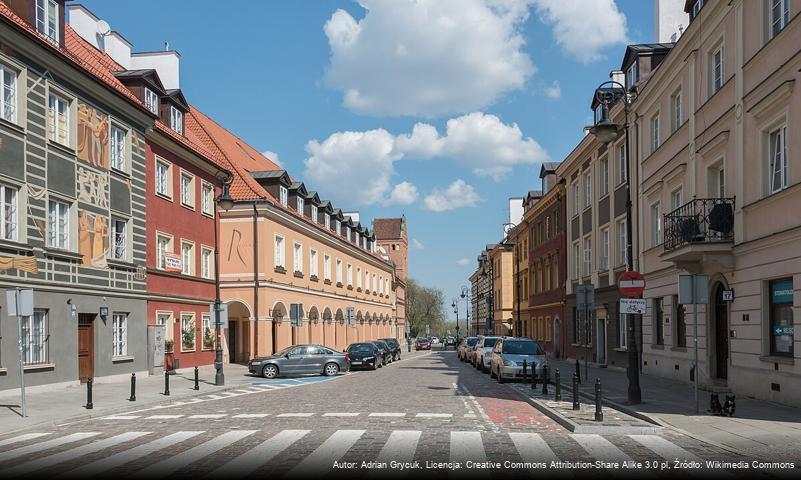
[549,358,801,461]
[0,363,254,435]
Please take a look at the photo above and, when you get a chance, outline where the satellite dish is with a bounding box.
[96,20,111,36]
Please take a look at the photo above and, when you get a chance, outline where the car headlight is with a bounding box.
[503,359,516,367]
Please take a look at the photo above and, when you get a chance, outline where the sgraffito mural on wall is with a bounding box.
[77,166,109,209]
[77,103,109,169]
[78,210,109,268]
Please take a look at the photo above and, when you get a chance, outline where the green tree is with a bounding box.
[406,278,447,337]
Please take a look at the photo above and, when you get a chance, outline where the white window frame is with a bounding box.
[617,142,627,185]
[294,241,303,273]
[297,196,304,214]
[671,188,683,211]
[584,172,592,208]
[35,0,59,44]
[336,258,343,284]
[279,186,288,207]
[155,157,172,199]
[770,0,791,38]
[112,313,128,357]
[768,124,788,195]
[180,312,196,352]
[617,219,627,267]
[309,249,318,277]
[274,234,285,268]
[357,267,362,288]
[311,205,318,223]
[156,233,172,270]
[170,105,183,134]
[600,227,609,271]
[573,242,580,279]
[582,237,592,277]
[181,240,194,276]
[347,263,353,286]
[711,46,724,95]
[324,213,330,229]
[202,314,213,350]
[336,219,341,235]
[47,198,69,250]
[651,203,662,247]
[110,124,127,172]
[180,171,194,209]
[600,157,609,196]
[47,91,70,146]
[365,270,370,291]
[144,87,158,114]
[110,217,128,261]
[201,246,213,279]
[0,64,18,123]
[627,61,638,89]
[21,309,48,365]
[651,113,661,152]
[671,89,682,133]
[324,253,331,280]
[201,181,214,217]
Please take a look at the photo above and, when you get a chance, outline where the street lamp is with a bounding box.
[589,80,641,405]
[213,175,234,386]
[451,299,459,350]
[460,285,469,339]
[502,222,521,337]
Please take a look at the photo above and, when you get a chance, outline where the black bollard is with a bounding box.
[542,364,548,395]
[594,378,603,422]
[555,369,562,401]
[164,371,170,396]
[129,373,136,402]
[522,360,528,384]
[194,366,200,391]
[575,358,581,384]
[572,373,580,410]
[86,378,94,410]
[531,362,537,390]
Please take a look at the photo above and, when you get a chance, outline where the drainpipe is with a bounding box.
[252,203,259,357]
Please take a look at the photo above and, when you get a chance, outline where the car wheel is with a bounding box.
[324,362,340,376]
[262,364,278,379]
[370,361,377,370]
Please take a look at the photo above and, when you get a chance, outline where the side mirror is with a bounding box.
[284,353,291,359]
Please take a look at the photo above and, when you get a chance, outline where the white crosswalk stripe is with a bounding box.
[208,429,309,477]
[100,415,140,420]
[287,429,365,478]
[233,414,270,418]
[130,430,257,478]
[449,431,486,463]
[0,432,100,463]
[628,434,699,461]
[323,412,360,417]
[416,413,452,418]
[509,432,559,462]
[372,430,421,473]
[277,413,314,417]
[4,432,149,477]
[0,433,50,448]
[146,414,184,419]
[188,414,226,419]
[369,412,406,417]
[571,434,632,462]
[58,431,204,478]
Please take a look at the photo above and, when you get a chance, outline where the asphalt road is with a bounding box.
[0,347,790,478]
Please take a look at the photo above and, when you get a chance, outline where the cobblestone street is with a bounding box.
[1,349,791,478]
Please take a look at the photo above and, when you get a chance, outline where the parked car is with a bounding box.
[345,342,381,370]
[379,338,401,361]
[415,337,432,350]
[458,336,479,362]
[249,344,350,378]
[489,337,546,383]
[372,340,392,366]
[474,336,500,372]
[431,336,440,345]
[445,336,456,347]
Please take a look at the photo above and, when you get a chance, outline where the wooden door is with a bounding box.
[78,314,95,383]
[228,321,237,363]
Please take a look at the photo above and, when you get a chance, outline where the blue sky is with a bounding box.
[81,0,653,315]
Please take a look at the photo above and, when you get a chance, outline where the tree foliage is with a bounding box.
[406,278,447,337]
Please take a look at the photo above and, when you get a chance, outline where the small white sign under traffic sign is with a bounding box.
[619,298,646,315]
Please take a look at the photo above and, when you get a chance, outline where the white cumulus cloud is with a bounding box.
[411,238,425,251]
[262,150,282,167]
[543,80,561,99]
[323,0,536,117]
[456,258,472,266]
[532,0,628,64]
[423,179,482,212]
[386,181,419,206]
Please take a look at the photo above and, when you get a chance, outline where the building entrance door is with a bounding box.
[228,320,237,363]
[596,317,607,365]
[713,283,729,380]
[553,317,561,359]
[78,314,95,383]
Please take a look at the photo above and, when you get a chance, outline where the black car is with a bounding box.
[372,340,392,366]
[345,342,381,370]
[379,338,401,361]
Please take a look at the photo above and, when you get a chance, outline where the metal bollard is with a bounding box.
[572,373,580,410]
[86,378,94,410]
[129,373,136,402]
[594,378,603,422]
[575,358,581,384]
[164,371,170,396]
[522,360,528,384]
[555,369,562,401]
[531,362,537,390]
[542,364,548,395]
[194,366,200,391]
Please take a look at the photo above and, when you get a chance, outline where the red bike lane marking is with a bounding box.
[473,384,563,432]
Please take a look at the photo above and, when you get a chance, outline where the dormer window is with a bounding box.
[279,186,288,207]
[144,88,158,114]
[626,62,638,90]
[296,196,304,214]
[345,225,350,240]
[336,219,341,235]
[36,0,59,44]
[311,205,318,223]
[170,106,183,134]
[324,213,330,229]
[692,0,704,19]
[594,104,609,124]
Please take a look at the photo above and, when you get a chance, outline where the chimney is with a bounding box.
[344,212,360,223]
[130,51,181,90]
[67,5,132,68]
[609,70,625,86]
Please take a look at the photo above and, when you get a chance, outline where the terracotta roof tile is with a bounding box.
[373,218,403,240]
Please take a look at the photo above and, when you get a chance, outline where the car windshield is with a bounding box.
[502,340,544,355]
[347,344,374,353]
[274,346,294,356]
[466,338,478,346]
[483,338,498,348]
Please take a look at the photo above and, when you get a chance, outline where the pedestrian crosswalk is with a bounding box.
[98,411,468,421]
[0,428,734,478]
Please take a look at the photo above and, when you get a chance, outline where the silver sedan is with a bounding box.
[249,344,351,378]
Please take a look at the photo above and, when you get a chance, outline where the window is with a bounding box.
[584,172,592,208]
[157,312,174,346]
[324,253,331,280]
[21,310,47,365]
[711,46,724,94]
[674,296,687,347]
[181,240,194,275]
[296,196,304,214]
[379,275,383,294]
[201,182,214,216]
[336,258,343,284]
[155,158,172,198]
[47,92,69,146]
[692,0,704,18]
[583,237,592,276]
[310,249,318,277]
[170,106,183,134]
[157,234,172,270]
[671,188,683,211]
[111,217,127,260]
[35,0,59,44]
[336,219,341,235]
[181,313,196,351]
[294,242,303,273]
[600,228,609,270]
[626,61,638,89]
[345,225,350,240]
[365,270,370,290]
[618,308,627,347]
[617,219,627,267]
[372,273,377,291]
[47,199,68,249]
[572,181,579,216]
[347,263,353,286]
[110,125,126,171]
[650,113,660,152]
[594,104,609,125]
[0,65,17,123]
[769,279,794,356]
[202,314,213,350]
[573,242,580,279]
[654,297,664,345]
[356,267,362,288]
[180,172,194,208]
[769,125,788,194]
[144,88,158,114]
[201,246,213,279]
[600,157,609,196]
[671,89,682,133]
[324,214,330,229]
[274,235,285,268]
[311,205,318,223]
[651,204,662,247]
[279,186,288,207]
[112,313,128,357]
[617,143,627,185]
[770,0,790,38]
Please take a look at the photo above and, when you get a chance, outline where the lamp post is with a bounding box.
[460,285,470,339]
[589,80,641,404]
[502,222,520,336]
[213,176,234,386]
[451,299,459,350]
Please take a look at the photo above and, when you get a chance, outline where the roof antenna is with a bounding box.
[164,41,170,51]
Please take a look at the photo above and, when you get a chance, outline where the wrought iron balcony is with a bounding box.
[663,198,735,251]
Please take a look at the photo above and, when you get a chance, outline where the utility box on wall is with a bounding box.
[147,324,166,375]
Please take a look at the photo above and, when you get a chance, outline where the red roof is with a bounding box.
[373,218,404,240]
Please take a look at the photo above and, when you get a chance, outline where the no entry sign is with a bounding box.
[619,271,645,297]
